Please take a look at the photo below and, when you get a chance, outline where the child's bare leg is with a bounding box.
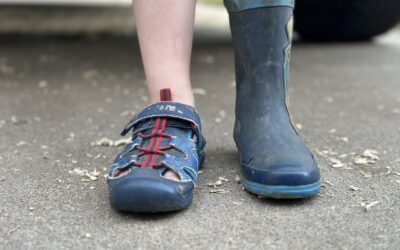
[129,0,197,180]
[132,0,196,106]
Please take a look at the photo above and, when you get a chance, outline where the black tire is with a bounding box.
[294,0,400,41]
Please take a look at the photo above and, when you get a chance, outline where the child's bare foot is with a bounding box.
[115,165,179,181]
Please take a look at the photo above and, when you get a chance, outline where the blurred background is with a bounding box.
[1,1,400,249]
[0,0,399,40]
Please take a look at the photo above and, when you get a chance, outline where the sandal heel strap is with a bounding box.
[121,102,202,136]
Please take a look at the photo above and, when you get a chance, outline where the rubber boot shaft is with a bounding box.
[228,6,320,197]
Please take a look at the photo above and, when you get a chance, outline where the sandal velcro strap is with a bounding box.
[121,102,202,136]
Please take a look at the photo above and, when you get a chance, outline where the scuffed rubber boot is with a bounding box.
[225,1,321,198]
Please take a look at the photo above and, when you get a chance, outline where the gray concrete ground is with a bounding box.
[1,24,400,249]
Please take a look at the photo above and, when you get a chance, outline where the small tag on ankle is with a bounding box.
[160,88,172,102]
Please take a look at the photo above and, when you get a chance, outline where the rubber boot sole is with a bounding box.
[243,179,321,199]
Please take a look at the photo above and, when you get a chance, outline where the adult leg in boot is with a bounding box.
[225,0,320,198]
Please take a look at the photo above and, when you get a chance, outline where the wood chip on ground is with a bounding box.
[192,88,207,96]
[69,167,101,181]
[362,201,380,211]
[354,149,379,165]
[91,137,130,147]
[349,185,360,191]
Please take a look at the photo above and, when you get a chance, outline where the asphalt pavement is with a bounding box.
[0,26,400,249]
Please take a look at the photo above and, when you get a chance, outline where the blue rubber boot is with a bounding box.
[107,89,206,212]
[225,0,321,198]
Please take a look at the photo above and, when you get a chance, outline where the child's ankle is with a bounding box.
[150,91,195,107]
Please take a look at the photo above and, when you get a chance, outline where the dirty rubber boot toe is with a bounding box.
[225,0,321,198]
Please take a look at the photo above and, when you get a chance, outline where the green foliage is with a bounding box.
[200,0,223,5]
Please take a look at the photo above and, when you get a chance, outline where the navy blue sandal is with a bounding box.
[107,89,206,212]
